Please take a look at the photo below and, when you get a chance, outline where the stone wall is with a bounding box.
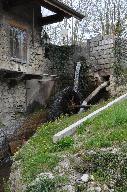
[0,1,47,134]
[87,35,116,95]
[0,0,46,74]
[44,45,77,91]
[88,35,115,74]
[43,44,92,98]
[45,35,127,97]
[88,35,127,96]
[0,79,26,135]
[44,37,116,98]
[26,77,56,111]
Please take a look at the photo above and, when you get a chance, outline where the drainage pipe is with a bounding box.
[53,92,127,143]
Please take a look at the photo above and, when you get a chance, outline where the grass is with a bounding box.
[15,113,87,183]
[15,98,127,185]
[77,99,127,149]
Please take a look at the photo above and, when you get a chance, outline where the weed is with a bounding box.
[52,137,74,152]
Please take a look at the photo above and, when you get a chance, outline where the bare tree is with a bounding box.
[43,0,127,45]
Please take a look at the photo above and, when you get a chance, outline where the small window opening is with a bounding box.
[10,27,27,63]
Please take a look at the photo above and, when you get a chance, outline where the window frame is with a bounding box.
[10,26,28,64]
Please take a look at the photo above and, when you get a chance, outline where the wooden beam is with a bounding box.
[37,0,66,16]
[79,81,109,113]
[36,0,84,20]
[41,14,65,25]
[40,0,84,20]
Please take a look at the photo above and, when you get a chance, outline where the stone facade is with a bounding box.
[0,1,45,74]
[89,35,115,74]
[0,80,26,130]
[88,35,127,96]
[0,1,46,132]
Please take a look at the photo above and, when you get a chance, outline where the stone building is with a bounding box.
[0,0,84,132]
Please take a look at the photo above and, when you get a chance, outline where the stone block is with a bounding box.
[103,44,114,49]
[91,35,103,42]
[103,34,114,40]
[98,59,107,65]
[92,47,99,52]
[90,47,93,52]
[99,41,102,46]
[109,58,116,63]
[90,41,99,47]
[104,48,114,55]
[102,39,114,45]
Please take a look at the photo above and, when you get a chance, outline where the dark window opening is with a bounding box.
[102,75,110,82]
[10,27,27,63]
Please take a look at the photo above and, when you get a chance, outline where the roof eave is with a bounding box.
[42,0,85,20]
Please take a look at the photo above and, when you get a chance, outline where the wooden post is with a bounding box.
[79,81,109,113]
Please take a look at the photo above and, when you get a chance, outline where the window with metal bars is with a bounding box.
[10,27,27,63]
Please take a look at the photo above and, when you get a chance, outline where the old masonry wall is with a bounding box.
[0,1,47,132]
[45,35,127,98]
[88,35,127,96]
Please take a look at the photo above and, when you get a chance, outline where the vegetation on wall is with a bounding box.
[114,19,127,85]
[45,44,92,97]
[45,44,75,91]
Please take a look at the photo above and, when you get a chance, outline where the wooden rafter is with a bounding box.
[41,0,84,20]
[41,14,65,25]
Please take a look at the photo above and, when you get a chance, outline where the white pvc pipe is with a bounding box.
[53,92,127,143]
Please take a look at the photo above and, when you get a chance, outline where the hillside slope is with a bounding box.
[10,99,127,192]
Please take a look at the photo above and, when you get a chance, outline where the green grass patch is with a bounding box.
[16,112,94,183]
[15,98,127,185]
[77,99,127,149]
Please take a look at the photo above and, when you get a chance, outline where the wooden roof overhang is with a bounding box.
[40,0,85,25]
[39,0,85,20]
[2,0,84,25]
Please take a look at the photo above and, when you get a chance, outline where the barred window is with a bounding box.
[10,27,27,63]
